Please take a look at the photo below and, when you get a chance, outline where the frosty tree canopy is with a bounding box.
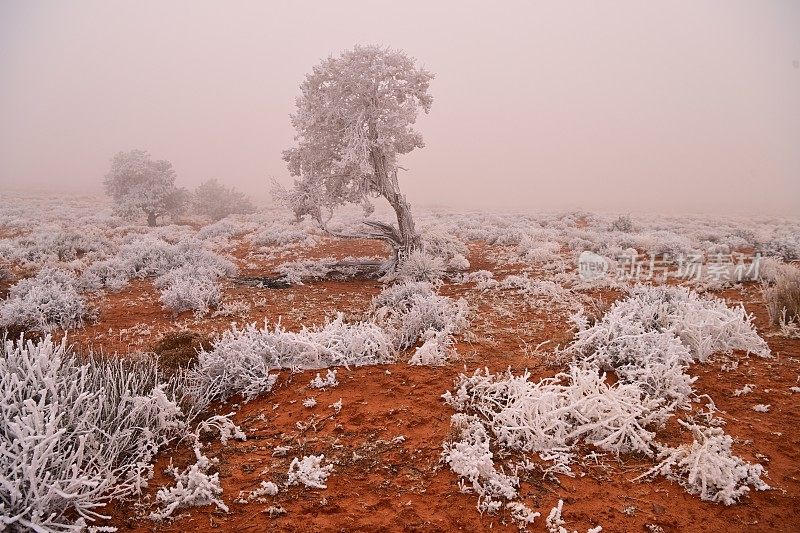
[281,45,434,262]
[103,149,188,226]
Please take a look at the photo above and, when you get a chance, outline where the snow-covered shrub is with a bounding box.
[286,455,333,489]
[83,236,236,292]
[516,238,562,265]
[637,421,768,505]
[396,251,446,283]
[762,263,800,329]
[192,179,256,221]
[2,225,114,267]
[155,264,222,315]
[309,369,339,389]
[420,228,470,271]
[610,215,635,232]
[442,414,519,513]
[0,336,190,531]
[192,314,394,402]
[251,224,313,246]
[369,281,468,350]
[103,149,188,226]
[569,285,770,366]
[150,444,227,520]
[408,329,456,366]
[443,285,771,511]
[149,413,244,520]
[0,267,91,331]
[545,499,602,533]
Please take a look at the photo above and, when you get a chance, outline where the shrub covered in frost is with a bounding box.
[420,227,470,271]
[83,236,236,292]
[396,251,446,283]
[192,314,394,402]
[0,336,192,531]
[155,264,223,315]
[762,262,800,331]
[443,285,771,512]
[637,421,769,505]
[286,455,333,489]
[0,267,92,332]
[1,225,114,267]
[369,281,468,351]
[192,179,256,221]
[149,414,244,520]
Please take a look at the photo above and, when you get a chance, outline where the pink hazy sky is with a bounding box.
[1,1,798,214]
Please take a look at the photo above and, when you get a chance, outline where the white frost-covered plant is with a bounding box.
[149,414,245,520]
[286,455,333,489]
[0,267,92,331]
[149,443,227,520]
[441,414,519,513]
[191,314,394,402]
[103,149,188,227]
[546,499,602,533]
[309,369,339,389]
[83,236,236,292]
[395,251,446,283]
[192,179,256,221]
[0,336,190,532]
[369,281,469,351]
[442,285,771,512]
[636,421,769,505]
[155,264,223,315]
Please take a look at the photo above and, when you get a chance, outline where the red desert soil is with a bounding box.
[52,242,800,532]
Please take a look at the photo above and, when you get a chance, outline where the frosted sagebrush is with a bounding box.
[155,264,223,315]
[369,281,469,351]
[0,267,92,332]
[0,336,191,531]
[286,455,333,489]
[191,314,394,402]
[443,285,770,513]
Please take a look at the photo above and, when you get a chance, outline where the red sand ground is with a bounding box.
[27,240,800,531]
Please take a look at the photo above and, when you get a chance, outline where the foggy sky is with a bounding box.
[1,1,798,215]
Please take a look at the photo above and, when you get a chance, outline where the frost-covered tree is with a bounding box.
[281,45,434,263]
[104,150,188,226]
[193,179,256,221]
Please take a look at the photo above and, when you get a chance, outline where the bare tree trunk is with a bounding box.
[147,211,157,227]
[368,123,420,264]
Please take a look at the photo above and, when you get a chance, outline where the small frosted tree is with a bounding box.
[104,150,188,226]
[194,179,256,221]
[281,45,434,265]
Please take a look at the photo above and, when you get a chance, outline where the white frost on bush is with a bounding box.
[149,413,244,520]
[409,329,456,366]
[443,285,771,512]
[396,251,446,283]
[149,444,227,520]
[83,236,236,292]
[309,369,339,389]
[637,422,769,505]
[155,264,223,315]
[370,281,468,351]
[286,455,333,489]
[545,499,602,533]
[0,267,91,331]
[441,414,518,513]
[191,314,394,402]
[0,336,189,531]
